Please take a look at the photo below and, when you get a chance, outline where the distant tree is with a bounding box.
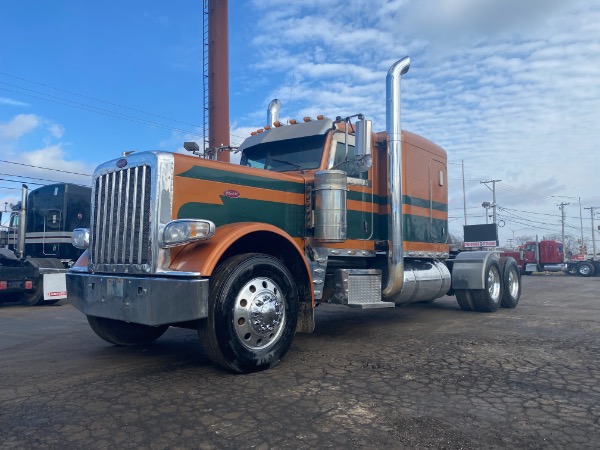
[448,233,464,250]
[515,235,534,247]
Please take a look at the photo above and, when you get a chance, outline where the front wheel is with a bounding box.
[87,316,169,346]
[199,253,299,373]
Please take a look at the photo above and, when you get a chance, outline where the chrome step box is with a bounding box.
[331,269,394,309]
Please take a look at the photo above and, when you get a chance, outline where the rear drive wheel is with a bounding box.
[472,259,503,312]
[87,316,169,346]
[199,253,299,373]
[455,290,474,311]
[578,262,595,277]
[499,257,521,308]
[19,278,44,306]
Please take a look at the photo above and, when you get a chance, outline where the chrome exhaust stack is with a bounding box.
[267,99,282,127]
[17,184,28,259]
[382,57,410,299]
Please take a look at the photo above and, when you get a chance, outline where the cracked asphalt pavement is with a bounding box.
[1,274,600,449]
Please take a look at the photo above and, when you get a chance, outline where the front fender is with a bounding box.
[169,222,308,278]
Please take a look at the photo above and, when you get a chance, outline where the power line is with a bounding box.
[0,172,89,185]
[0,76,251,143]
[0,85,204,137]
[0,72,203,128]
[0,159,91,176]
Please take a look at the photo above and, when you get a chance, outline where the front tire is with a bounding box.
[87,316,169,346]
[472,259,503,312]
[499,257,521,308]
[199,253,299,373]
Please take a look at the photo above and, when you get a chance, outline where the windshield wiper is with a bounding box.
[269,158,304,173]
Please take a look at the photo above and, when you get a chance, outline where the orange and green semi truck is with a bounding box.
[67,57,522,373]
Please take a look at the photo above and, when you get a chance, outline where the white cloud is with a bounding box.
[240,0,600,244]
[0,97,30,107]
[0,114,39,141]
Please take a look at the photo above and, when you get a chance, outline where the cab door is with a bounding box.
[328,133,374,241]
[429,159,448,243]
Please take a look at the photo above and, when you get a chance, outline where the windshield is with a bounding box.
[240,134,326,172]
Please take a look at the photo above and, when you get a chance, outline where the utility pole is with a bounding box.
[578,196,584,253]
[584,207,598,260]
[462,160,467,226]
[558,202,569,260]
[480,180,501,223]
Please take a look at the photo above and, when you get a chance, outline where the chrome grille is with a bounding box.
[91,165,152,268]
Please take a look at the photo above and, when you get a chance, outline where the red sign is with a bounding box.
[224,189,240,198]
[48,291,67,297]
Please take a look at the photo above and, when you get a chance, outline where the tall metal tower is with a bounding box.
[202,0,210,155]
[202,0,230,162]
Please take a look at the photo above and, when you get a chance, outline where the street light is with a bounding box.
[482,201,496,224]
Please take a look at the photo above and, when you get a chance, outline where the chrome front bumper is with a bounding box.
[66,272,209,326]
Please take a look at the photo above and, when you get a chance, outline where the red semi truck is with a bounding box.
[505,240,600,277]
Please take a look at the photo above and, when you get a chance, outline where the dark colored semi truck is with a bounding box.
[0,183,91,305]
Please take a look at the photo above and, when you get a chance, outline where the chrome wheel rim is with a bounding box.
[233,276,286,351]
[488,266,501,303]
[508,267,519,298]
[579,265,591,275]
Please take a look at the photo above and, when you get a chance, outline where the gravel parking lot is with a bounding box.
[1,274,600,449]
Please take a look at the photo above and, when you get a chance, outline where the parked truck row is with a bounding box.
[503,239,600,277]
[0,183,90,305]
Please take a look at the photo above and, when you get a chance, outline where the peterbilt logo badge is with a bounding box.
[116,158,128,168]
[224,189,240,198]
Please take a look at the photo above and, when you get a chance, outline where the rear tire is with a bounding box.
[578,262,595,277]
[19,278,44,306]
[455,290,474,311]
[87,316,169,346]
[499,257,521,308]
[472,259,503,312]
[199,253,299,373]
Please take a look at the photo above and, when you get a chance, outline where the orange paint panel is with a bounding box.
[402,204,448,221]
[347,200,376,213]
[404,241,450,253]
[322,240,375,251]
[172,178,305,219]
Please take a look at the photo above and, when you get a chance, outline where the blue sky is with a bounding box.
[1,0,599,249]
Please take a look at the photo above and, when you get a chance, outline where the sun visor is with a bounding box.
[238,118,334,152]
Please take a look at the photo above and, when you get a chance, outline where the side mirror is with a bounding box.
[354,118,372,173]
[355,118,372,159]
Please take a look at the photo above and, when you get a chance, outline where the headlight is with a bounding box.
[161,219,215,248]
[72,228,90,249]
